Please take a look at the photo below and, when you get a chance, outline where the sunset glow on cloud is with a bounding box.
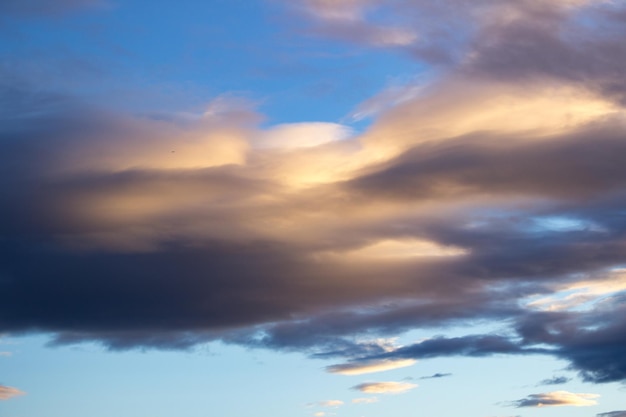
[326,358,416,375]
[513,391,600,408]
[351,381,417,395]
[0,385,25,401]
[2,0,626,416]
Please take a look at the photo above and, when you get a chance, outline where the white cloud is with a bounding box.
[258,122,353,150]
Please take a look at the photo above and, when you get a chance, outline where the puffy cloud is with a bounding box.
[0,385,25,400]
[512,391,600,407]
[352,381,417,394]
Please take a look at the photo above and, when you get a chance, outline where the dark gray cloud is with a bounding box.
[464,2,626,103]
[348,124,626,201]
[296,1,626,103]
[419,373,451,380]
[598,412,626,417]
[2,82,626,386]
[327,302,626,384]
[538,376,571,386]
[375,334,549,359]
[2,1,626,391]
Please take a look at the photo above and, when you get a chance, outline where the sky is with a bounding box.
[1,0,626,416]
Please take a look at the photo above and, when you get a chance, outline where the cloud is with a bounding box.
[2,1,626,393]
[314,400,344,408]
[352,381,417,394]
[257,122,353,150]
[288,0,626,104]
[0,385,25,400]
[352,397,379,404]
[598,412,626,417]
[538,376,571,386]
[512,391,600,408]
[373,335,546,359]
[419,373,452,380]
[293,0,418,48]
[326,359,416,375]
[526,272,626,312]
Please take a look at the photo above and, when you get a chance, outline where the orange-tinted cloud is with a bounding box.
[513,391,600,407]
[0,385,25,400]
[352,381,417,394]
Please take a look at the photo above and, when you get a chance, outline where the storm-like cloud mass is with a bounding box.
[2,0,626,396]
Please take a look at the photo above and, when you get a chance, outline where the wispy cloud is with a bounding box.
[598,412,626,417]
[537,376,571,386]
[294,0,418,48]
[326,358,416,375]
[419,372,452,380]
[352,397,379,404]
[512,391,600,408]
[352,381,417,394]
[0,385,25,400]
[314,400,344,408]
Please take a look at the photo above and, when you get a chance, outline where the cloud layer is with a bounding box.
[2,0,626,398]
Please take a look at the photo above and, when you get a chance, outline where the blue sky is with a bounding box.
[2,1,626,416]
